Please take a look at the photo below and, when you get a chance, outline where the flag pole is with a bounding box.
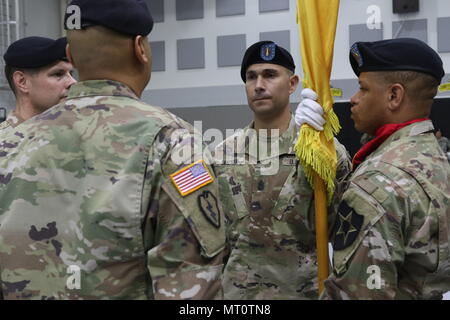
[314,175,329,294]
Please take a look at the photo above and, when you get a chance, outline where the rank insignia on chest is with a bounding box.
[170,160,214,197]
[332,200,364,250]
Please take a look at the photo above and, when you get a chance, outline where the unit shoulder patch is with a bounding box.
[198,190,221,229]
[333,200,364,251]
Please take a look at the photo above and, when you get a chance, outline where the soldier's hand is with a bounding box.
[294,88,325,131]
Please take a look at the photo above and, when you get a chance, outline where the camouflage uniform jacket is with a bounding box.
[437,136,450,153]
[0,109,23,136]
[0,80,226,300]
[323,120,450,299]
[214,117,351,299]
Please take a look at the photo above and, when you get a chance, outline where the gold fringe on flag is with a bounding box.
[295,0,341,203]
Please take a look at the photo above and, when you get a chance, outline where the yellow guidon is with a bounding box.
[439,82,450,92]
[170,159,215,197]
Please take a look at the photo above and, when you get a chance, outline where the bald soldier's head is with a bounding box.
[66,27,151,97]
[64,0,154,97]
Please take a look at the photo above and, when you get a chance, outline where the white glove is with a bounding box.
[294,88,325,131]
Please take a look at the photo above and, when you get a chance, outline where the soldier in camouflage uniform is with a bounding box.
[435,129,450,156]
[0,111,21,133]
[0,36,76,134]
[0,0,226,300]
[359,133,374,146]
[314,38,450,299]
[214,41,351,299]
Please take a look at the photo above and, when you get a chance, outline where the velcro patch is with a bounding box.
[170,160,214,197]
[333,200,364,251]
[198,190,221,229]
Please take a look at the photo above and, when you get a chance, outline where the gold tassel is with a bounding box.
[294,107,341,204]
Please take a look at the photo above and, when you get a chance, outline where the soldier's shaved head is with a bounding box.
[66,26,151,96]
[375,71,439,109]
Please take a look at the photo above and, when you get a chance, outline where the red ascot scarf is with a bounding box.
[352,118,429,170]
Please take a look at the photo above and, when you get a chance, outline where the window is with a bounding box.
[0,0,19,86]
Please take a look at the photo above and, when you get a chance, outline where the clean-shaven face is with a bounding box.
[245,63,295,118]
[27,60,76,111]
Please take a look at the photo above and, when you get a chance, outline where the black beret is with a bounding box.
[350,38,445,82]
[4,36,68,69]
[64,0,153,36]
[241,41,296,82]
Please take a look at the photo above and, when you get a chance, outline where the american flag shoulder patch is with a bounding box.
[170,160,214,197]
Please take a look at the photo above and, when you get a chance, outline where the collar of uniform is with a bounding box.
[0,118,11,130]
[371,119,434,157]
[406,119,434,137]
[0,109,24,130]
[243,115,298,161]
[388,119,434,140]
[67,80,139,101]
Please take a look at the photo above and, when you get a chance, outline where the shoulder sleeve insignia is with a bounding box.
[198,190,221,229]
[332,200,364,251]
[170,160,214,197]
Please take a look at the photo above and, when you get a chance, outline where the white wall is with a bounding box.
[148,0,301,90]
[22,0,62,39]
[333,0,450,79]
[147,0,450,87]
[145,0,450,107]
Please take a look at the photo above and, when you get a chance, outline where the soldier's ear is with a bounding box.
[134,35,149,65]
[289,74,300,94]
[66,44,76,68]
[13,70,29,94]
[387,83,405,112]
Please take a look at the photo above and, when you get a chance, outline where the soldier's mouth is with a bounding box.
[254,97,271,102]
